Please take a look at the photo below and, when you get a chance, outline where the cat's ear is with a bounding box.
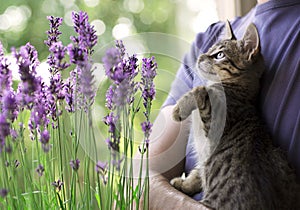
[225,20,236,40]
[242,23,260,60]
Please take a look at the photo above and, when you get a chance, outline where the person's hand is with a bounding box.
[144,174,211,210]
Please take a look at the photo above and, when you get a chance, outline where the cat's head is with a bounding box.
[197,21,264,84]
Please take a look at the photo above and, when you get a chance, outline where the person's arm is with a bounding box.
[137,105,210,210]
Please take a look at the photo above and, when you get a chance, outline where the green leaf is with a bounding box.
[95,193,101,208]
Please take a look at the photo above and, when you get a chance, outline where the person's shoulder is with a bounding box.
[194,21,225,54]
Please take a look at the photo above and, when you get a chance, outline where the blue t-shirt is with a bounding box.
[163,0,300,199]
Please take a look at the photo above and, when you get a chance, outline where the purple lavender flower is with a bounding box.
[103,52,138,84]
[68,44,88,65]
[103,112,118,134]
[95,161,108,184]
[45,16,63,47]
[95,161,107,174]
[14,43,41,107]
[139,56,157,152]
[65,12,98,111]
[44,16,69,119]
[2,90,18,122]
[141,57,157,79]
[40,129,51,152]
[64,76,75,113]
[140,56,157,107]
[49,73,65,100]
[68,11,97,65]
[103,43,138,109]
[36,164,45,177]
[52,179,63,192]
[28,82,52,151]
[103,112,120,152]
[102,47,122,76]
[105,138,120,152]
[10,129,18,140]
[70,159,80,171]
[115,40,126,57]
[0,114,10,152]
[40,130,50,144]
[113,82,130,107]
[79,61,95,111]
[18,43,39,70]
[105,85,115,110]
[29,102,48,131]
[140,121,153,151]
[141,121,152,138]
[71,11,97,54]
[64,66,94,112]
[48,41,70,72]
[0,188,8,198]
[0,58,12,96]
[0,115,9,137]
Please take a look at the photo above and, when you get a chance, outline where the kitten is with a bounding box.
[170,21,300,210]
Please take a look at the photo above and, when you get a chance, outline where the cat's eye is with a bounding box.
[214,52,225,60]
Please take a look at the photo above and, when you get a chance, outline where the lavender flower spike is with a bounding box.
[139,56,157,152]
[95,161,107,174]
[63,76,75,113]
[0,188,8,198]
[141,121,153,138]
[141,56,157,105]
[2,90,18,122]
[102,47,122,79]
[45,16,63,47]
[95,161,108,185]
[36,164,45,177]
[0,59,12,95]
[14,43,41,107]
[48,41,70,71]
[40,129,51,152]
[80,61,95,110]
[52,179,64,192]
[70,159,80,171]
[71,11,97,54]
[0,114,10,152]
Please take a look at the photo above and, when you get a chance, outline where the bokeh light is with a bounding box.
[0,5,31,32]
[84,0,100,8]
[91,19,106,36]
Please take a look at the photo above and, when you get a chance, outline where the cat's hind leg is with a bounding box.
[170,169,202,196]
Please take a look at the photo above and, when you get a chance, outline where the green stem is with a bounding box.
[56,192,65,210]
[97,175,103,210]
[56,116,66,208]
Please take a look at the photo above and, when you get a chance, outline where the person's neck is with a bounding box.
[257,0,269,4]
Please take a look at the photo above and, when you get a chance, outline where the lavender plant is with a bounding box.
[0,10,156,210]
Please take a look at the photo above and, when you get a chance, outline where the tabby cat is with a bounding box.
[170,22,300,210]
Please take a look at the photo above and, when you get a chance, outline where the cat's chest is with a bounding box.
[191,109,212,167]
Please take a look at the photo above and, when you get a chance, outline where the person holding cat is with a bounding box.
[137,0,300,209]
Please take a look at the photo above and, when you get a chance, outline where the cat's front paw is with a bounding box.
[172,105,183,121]
[173,104,190,121]
[170,177,184,191]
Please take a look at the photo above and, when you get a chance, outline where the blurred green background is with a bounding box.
[0,0,221,107]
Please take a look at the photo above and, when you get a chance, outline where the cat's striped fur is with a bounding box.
[170,22,300,210]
